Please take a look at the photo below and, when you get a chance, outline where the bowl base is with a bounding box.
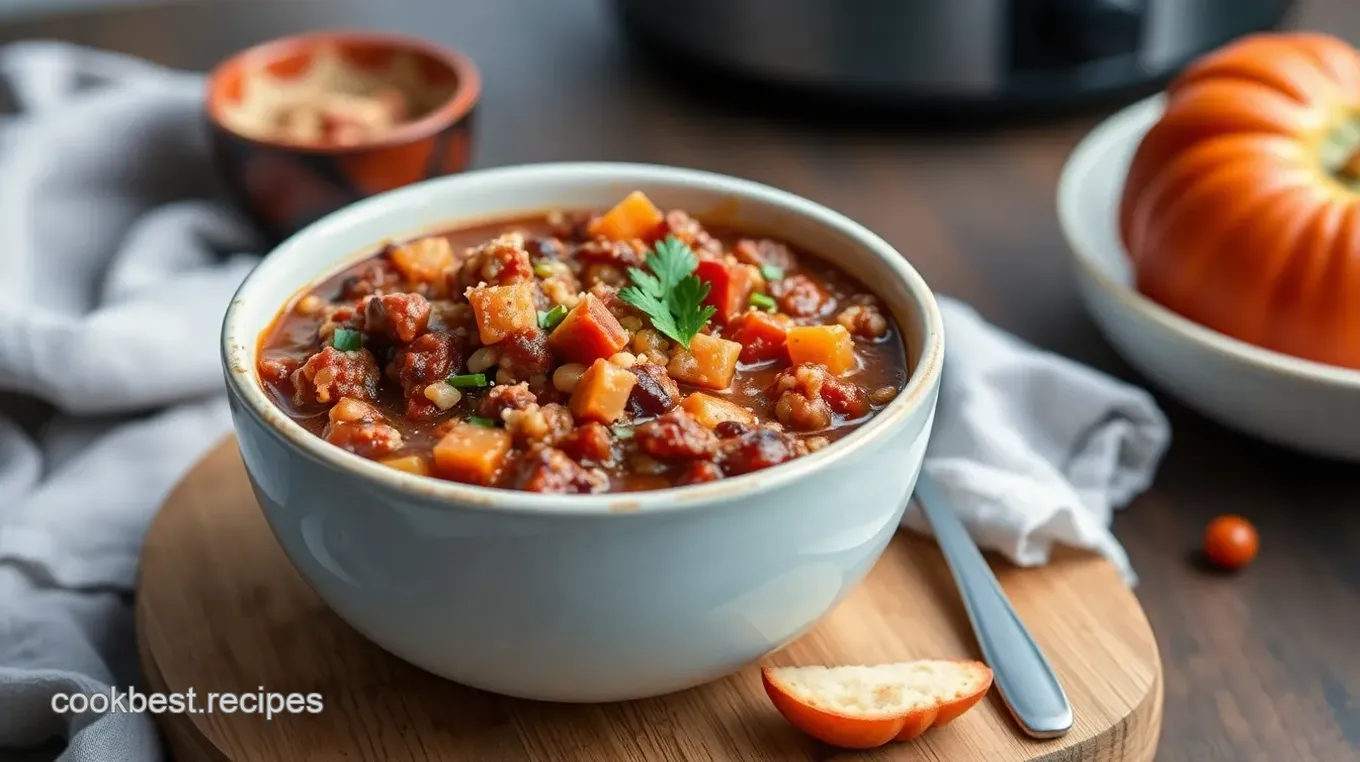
[138,438,1161,760]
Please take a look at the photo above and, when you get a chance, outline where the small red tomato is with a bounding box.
[1203,515,1258,570]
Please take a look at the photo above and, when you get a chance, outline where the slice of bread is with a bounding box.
[761,659,994,749]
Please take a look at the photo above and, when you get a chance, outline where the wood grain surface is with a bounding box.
[6,1,1358,759]
[136,439,1160,762]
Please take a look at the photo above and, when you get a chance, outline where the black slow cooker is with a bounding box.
[613,0,1295,112]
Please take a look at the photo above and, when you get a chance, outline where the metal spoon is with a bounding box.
[912,472,1073,739]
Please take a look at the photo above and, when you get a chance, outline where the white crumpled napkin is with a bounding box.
[0,42,1168,762]
[904,300,1169,585]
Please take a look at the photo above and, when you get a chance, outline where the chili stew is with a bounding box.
[257,191,910,493]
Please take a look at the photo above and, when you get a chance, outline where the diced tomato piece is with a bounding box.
[569,359,638,424]
[695,259,756,325]
[433,422,513,486]
[546,294,629,364]
[587,191,666,242]
[727,310,792,364]
[467,282,538,345]
[667,333,742,390]
[787,324,856,376]
[677,460,724,485]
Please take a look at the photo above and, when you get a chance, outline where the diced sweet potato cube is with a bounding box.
[467,282,538,345]
[546,294,629,364]
[667,333,742,390]
[787,324,856,376]
[330,397,383,425]
[569,359,638,424]
[682,392,756,430]
[696,259,756,325]
[389,237,454,284]
[379,454,431,477]
[728,310,792,364]
[433,422,514,486]
[587,190,665,242]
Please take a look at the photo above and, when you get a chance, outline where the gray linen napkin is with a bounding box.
[0,42,1168,762]
[0,43,258,762]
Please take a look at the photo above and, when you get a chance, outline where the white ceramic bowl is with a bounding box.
[221,162,945,702]
[1059,95,1360,462]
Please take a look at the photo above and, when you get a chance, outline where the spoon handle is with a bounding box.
[913,473,1073,739]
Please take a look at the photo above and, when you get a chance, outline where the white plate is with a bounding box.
[1058,95,1360,462]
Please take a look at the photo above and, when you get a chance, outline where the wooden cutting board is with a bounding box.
[135,438,1162,761]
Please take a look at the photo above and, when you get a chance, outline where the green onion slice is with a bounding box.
[447,373,489,388]
[538,304,569,331]
[533,261,557,278]
[611,425,635,440]
[759,263,785,282]
[468,416,497,427]
[749,292,777,312]
[331,328,362,351]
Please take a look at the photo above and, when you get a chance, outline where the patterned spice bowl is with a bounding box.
[206,30,481,243]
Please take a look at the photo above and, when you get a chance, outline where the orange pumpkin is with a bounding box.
[1119,32,1360,369]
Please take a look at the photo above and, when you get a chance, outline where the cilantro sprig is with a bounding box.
[618,236,716,349]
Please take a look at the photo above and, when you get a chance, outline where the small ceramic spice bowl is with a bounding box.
[206,30,481,243]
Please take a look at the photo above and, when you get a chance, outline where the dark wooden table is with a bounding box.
[7,1,1358,760]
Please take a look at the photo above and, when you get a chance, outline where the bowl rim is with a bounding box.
[205,29,482,154]
[1057,93,1360,391]
[221,161,946,516]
